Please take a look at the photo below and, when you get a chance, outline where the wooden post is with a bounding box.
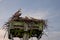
[10,34,14,40]
[8,23,14,40]
[23,23,29,40]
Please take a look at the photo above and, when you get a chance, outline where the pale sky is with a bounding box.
[0,0,60,40]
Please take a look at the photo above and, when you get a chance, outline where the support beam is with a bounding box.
[23,23,29,40]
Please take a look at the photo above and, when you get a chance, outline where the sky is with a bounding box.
[0,0,60,40]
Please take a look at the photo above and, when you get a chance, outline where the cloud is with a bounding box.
[48,32,60,40]
[22,9,49,19]
[0,29,9,40]
[40,31,60,40]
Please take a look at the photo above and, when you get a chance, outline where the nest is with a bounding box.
[4,10,47,39]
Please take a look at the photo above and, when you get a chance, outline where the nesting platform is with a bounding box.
[5,10,47,40]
